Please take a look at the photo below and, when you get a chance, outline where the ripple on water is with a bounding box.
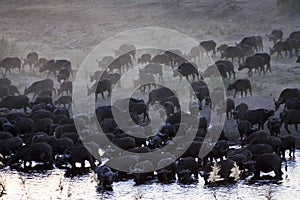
[2,150,300,199]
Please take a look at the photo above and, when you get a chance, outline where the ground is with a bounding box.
[0,0,300,144]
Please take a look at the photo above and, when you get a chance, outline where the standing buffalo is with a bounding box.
[215,60,235,79]
[58,81,72,96]
[173,62,200,82]
[133,73,156,93]
[274,88,300,110]
[238,55,265,77]
[280,110,300,134]
[147,87,174,107]
[87,79,111,101]
[227,79,252,98]
[221,46,244,62]
[254,53,271,73]
[267,116,282,137]
[22,52,39,71]
[199,40,217,57]
[0,57,21,75]
[24,79,55,98]
[239,109,275,130]
[288,31,300,40]
[238,120,258,140]
[244,153,284,180]
[269,41,293,58]
[238,36,263,52]
[115,44,136,60]
[0,95,30,111]
[39,59,72,77]
[139,63,163,81]
[266,29,283,44]
[138,54,151,65]
[10,142,53,168]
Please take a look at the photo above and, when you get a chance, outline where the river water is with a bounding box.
[1,150,300,200]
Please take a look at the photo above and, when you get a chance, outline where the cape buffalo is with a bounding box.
[274,88,300,110]
[0,57,21,75]
[227,79,252,98]
[239,109,274,130]
[266,29,283,44]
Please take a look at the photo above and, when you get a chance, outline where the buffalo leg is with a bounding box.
[285,123,291,134]
[234,90,237,98]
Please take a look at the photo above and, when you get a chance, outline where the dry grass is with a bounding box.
[0,37,22,60]
[265,186,274,200]
[0,174,6,197]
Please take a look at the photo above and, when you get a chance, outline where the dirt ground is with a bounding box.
[0,0,300,144]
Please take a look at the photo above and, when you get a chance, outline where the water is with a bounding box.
[1,150,300,200]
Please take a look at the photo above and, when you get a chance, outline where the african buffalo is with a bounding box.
[215,60,236,79]
[267,116,282,137]
[274,88,300,110]
[280,109,300,133]
[138,53,151,65]
[202,159,239,184]
[64,145,95,169]
[173,62,200,82]
[244,153,284,180]
[11,142,53,168]
[221,46,244,62]
[254,53,271,73]
[40,59,72,77]
[238,120,258,140]
[0,95,30,111]
[200,40,217,57]
[266,29,283,44]
[227,79,252,98]
[238,55,265,76]
[147,87,174,107]
[239,109,274,130]
[22,52,39,71]
[269,41,293,58]
[54,96,73,108]
[0,57,21,75]
[87,79,111,101]
[58,81,72,96]
[95,165,116,191]
[24,79,55,98]
[139,63,163,81]
[133,73,156,93]
[238,35,263,52]
[176,157,198,182]
[280,135,296,159]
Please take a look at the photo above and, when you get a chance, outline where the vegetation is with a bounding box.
[277,0,300,13]
[0,37,20,60]
[0,174,6,197]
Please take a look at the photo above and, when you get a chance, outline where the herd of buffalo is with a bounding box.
[0,29,300,192]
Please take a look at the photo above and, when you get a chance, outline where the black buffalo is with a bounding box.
[221,46,244,62]
[269,41,293,58]
[274,88,300,110]
[0,57,21,75]
[40,59,72,77]
[238,55,265,77]
[227,79,252,98]
[239,109,274,130]
[266,29,283,44]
